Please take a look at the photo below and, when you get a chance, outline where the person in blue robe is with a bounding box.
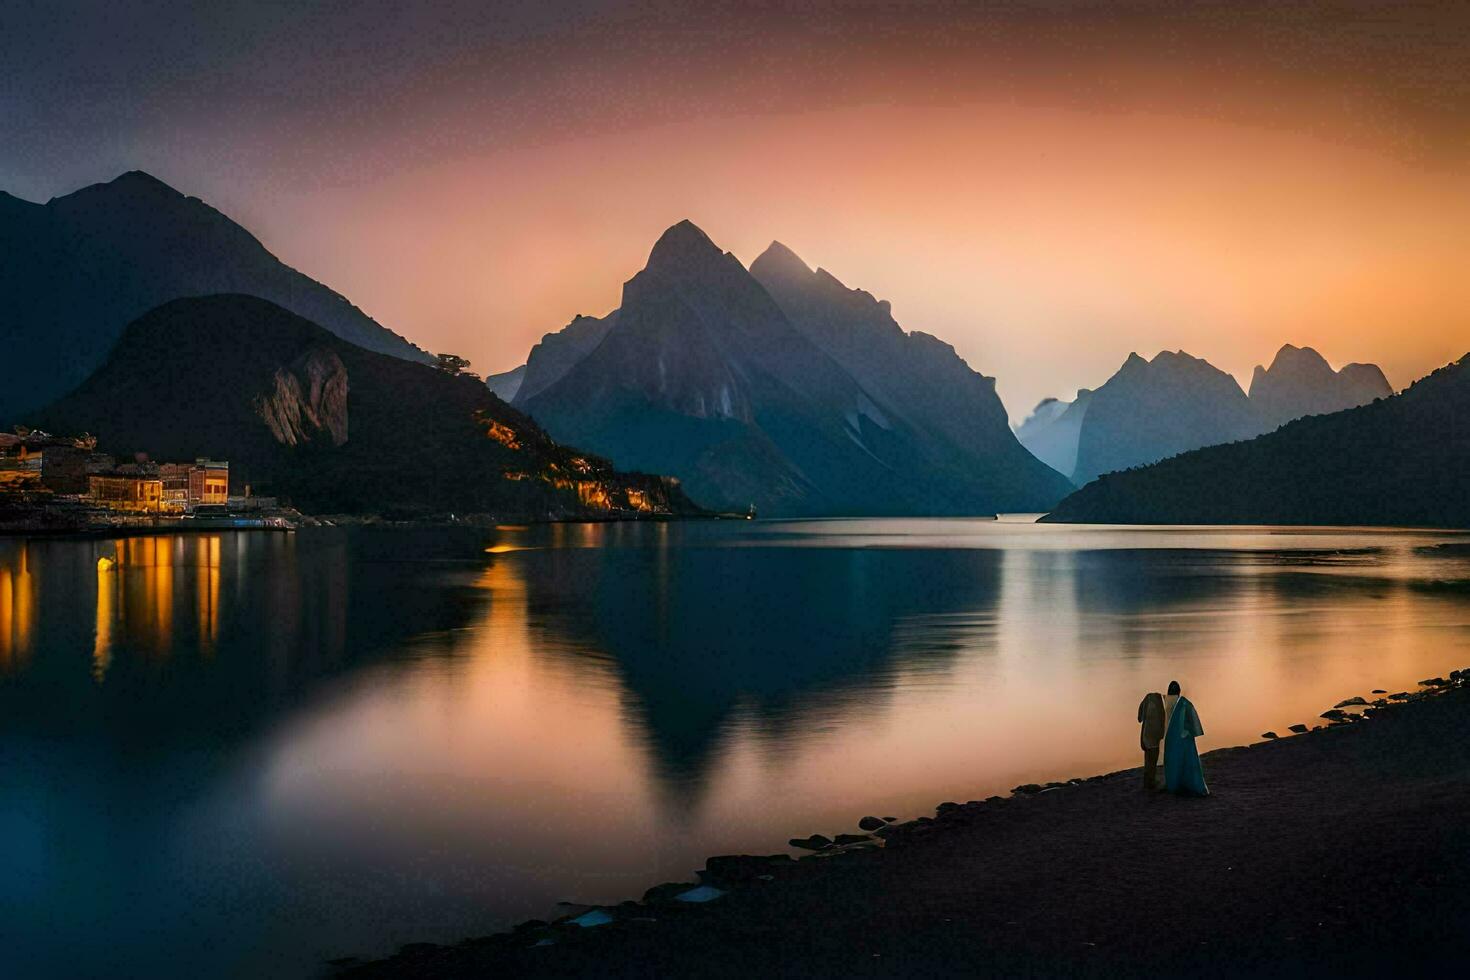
[1162,680,1209,797]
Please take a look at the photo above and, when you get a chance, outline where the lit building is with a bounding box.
[158,459,230,507]
[88,474,165,513]
[188,459,229,505]
[159,463,193,509]
[0,451,41,489]
[0,438,109,494]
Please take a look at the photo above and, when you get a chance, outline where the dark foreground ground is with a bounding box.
[343,677,1470,979]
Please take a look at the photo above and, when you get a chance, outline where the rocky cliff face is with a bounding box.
[28,295,699,518]
[0,171,429,422]
[512,312,618,406]
[518,222,1071,515]
[255,346,350,447]
[749,240,1073,508]
[1248,344,1392,430]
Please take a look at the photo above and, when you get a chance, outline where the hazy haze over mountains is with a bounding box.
[517,221,1071,516]
[1013,391,1092,478]
[1044,353,1470,527]
[1017,344,1394,487]
[0,172,429,422]
[1248,344,1392,430]
[1069,350,1264,487]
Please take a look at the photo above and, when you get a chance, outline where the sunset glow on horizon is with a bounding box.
[5,1,1467,417]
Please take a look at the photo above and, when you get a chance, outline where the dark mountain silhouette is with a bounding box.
[27,295,696,518]
[1248,343,1392,430]
[749,241,1073,504]
[0,171,430,422]
[1043,354,1470,527]
[1070,350,1264,486]
[517,221,1071,515]
[511,311,618,405]
[1014,389,1092,478]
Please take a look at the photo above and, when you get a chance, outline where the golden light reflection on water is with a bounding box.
[257,524,1470,910]
[0,544,35,673]
[73,534,230,679]
[196,536,221,655]
[9,523,1470,975]
[93,564,115,683]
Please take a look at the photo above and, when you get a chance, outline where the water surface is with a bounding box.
[4,519,1470,977]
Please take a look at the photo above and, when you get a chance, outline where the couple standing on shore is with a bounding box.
[1137,681,1209,796]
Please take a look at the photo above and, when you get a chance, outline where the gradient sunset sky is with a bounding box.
[5,1,1467,418]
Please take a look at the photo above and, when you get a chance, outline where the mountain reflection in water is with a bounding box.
[3,520,1470,978]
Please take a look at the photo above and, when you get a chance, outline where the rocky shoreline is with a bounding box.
[337,669,1470,978]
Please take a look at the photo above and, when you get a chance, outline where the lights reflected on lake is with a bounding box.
[3,521,1470,977]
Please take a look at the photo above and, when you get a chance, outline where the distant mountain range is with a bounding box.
[484,364,526,402]
[1043,353,1470,527]
[1017,344,1392,486]
[1248,343,1392,430]
[1013,390,1092,479]
[509,221,1072,516]
[27,295,696,518]
[0,171,430,422]
[1070,350,1265,486]
[4,170,1415,522]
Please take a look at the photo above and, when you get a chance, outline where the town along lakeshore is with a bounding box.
[1,429,295,534]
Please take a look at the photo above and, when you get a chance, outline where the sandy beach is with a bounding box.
[341,672,1470,978]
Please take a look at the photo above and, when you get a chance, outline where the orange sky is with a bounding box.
[261,99,1468,417]
[7,2,1468,418]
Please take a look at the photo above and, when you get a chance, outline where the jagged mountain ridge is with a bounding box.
[1070,350,1264,487]
[27,295,695,518]
[1249,343,1392,430]
[748,240,1073,502]
[1043,354,1470,527]
[0,171,430,422]
[1020,345,1393,486]
[517,222,1072,516]
[512,311,619,405]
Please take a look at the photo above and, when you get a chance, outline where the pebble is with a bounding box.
[1261,732,1278,739]
[788,834,833,851]
[1334,697,1368,708]
[1289,724,1309,734]
[858,816,886,832]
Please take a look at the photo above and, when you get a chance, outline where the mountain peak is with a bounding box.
[1265,343,1329,372]
[111,170,176,191]
[1249,343,1393,426]
[82,171,183,202]
[645,219,724,273]
[750,240,814,282]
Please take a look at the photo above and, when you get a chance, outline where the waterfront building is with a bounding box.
[188,460,229,504]
[88,474,165,513]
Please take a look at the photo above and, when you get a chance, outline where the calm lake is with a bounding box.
[4,518,1470,977]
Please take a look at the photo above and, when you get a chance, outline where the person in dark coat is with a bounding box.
[1138,690,1166,790]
